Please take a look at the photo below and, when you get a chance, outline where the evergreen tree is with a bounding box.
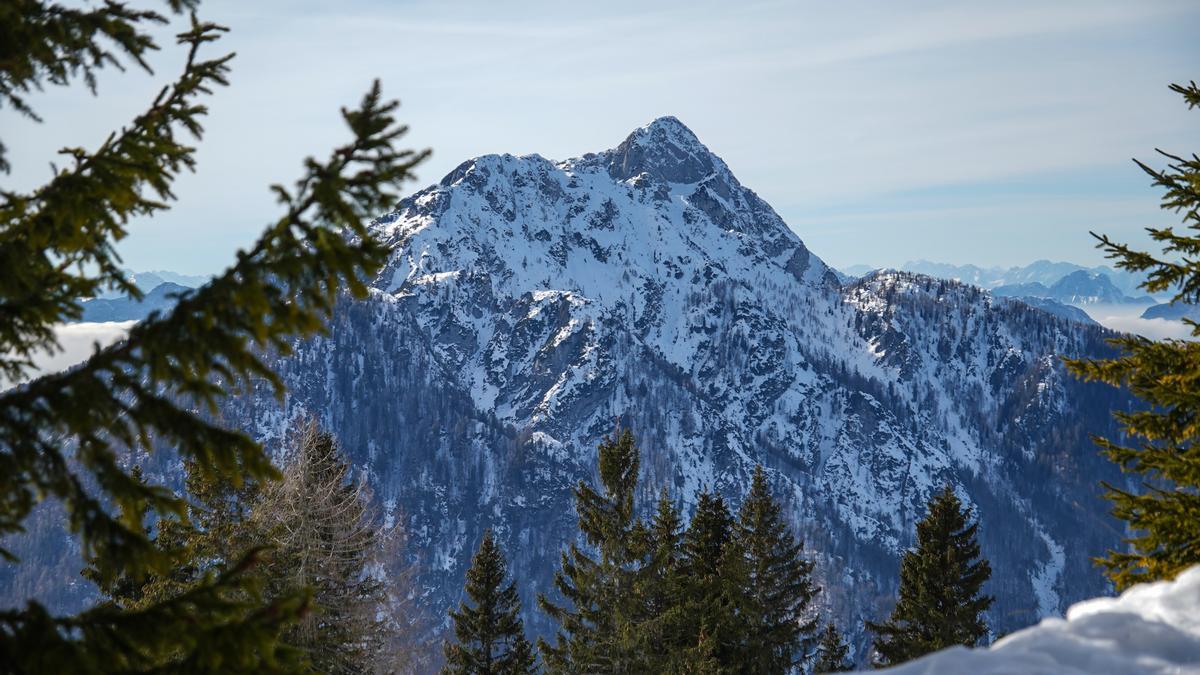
[634,489,689,672]
[80,466,154,609]
[86,457,274,666]
[644,489,684,617]
[538,427,645,673]
[865,486,993,667]
[0,1,426,670]
[92,424,423,673]
[443,530,536,675]
[812,623,853,673]
[255,421,394,673]
[1064,81,1200,590]
[736,465,818,672]
[135,457,266,609]
[678,489,748,669]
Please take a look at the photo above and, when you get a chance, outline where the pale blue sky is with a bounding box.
[6,0,1198,274]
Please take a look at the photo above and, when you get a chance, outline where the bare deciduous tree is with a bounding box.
[256,418,431,673]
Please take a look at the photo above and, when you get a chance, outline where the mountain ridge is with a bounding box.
[846,259,1157,302]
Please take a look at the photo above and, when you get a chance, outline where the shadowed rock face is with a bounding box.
[605,116,716,183]
[209,118,1130,655]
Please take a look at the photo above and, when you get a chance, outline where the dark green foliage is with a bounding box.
[79,465,153,609]
[539,428,819,675]
[0,1,427,670]
[0,0,196,171]
[681,490,735,579]
[134,458,266,610]
[91,424,417,673]
[443,530,536,675]
[538,428,644,672]
[813,623,853,673]
[85,457,281,667]
[866,486,993,667]
[1064,81,1200,590]
[737,465,818,672]
[678,489,748,670]
[633,489,688,671]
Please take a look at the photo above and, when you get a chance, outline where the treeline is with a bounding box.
[442,428,993,674]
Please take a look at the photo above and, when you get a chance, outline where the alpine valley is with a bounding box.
[212,117,1130,650]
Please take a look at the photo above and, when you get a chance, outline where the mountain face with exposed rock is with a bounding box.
[211,117,1131,652]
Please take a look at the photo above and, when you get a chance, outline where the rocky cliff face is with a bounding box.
[221,117,1129,649]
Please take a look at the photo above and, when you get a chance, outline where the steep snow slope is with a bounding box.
[220,117,1130,650]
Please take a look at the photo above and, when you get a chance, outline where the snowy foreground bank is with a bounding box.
[864,566,1200,674]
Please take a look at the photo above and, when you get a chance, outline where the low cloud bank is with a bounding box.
[1081,303,1194,341]
[866,566,1200,674]
[2,322,135,390]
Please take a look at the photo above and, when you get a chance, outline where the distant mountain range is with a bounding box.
[93,270,208,300]
[840,261,1159,316]
[65,272,207,323]
[992,270,1153,306]
[902,260,1152,298]
[79,282,193,322]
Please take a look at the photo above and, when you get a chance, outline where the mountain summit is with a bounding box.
[223,119,1129,650]
[602,116,720,183]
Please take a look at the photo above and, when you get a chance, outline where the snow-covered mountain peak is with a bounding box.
[597,115,721,184]
[371,117,835,304]
[222,117,1137,652]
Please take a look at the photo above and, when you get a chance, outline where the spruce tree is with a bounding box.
[736,465,818,673]
[538,427,644,673]
[812,623,853,673]
[1064,81,1200,589]
[678,489,748,669]
[644,489,684,617]
[134,457,266,609]
[85,457,276,666]
[443,530,537,675]
[634,489,689,672]
[0,1,426,670]
[865,486,993,667]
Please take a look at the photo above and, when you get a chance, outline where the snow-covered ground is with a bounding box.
[865,566,1200,674]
